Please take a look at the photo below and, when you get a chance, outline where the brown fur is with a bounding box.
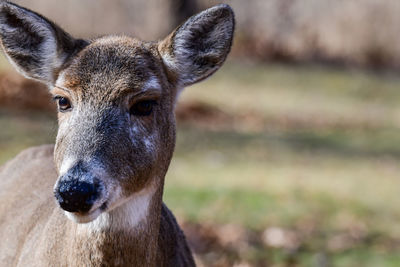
[0,2,234,266]
[0,146,192,266]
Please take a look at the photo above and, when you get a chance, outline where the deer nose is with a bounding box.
[55,179,101,213]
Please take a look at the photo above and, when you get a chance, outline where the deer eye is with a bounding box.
[130,100,157,116]
[54,96,72,112]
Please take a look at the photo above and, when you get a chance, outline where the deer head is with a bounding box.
[0,2,234,224]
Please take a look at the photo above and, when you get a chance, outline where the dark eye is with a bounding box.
[54,96,72,112]
[130,100,157,116]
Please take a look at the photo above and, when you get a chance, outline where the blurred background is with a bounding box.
[1,0,400,266]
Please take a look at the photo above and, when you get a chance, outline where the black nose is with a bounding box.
[55,180,100,213]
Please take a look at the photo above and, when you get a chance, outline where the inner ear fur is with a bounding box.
[158,4,235,87]
[0,1,88,86]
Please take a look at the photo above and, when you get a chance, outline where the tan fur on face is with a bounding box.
[52,36,177,208]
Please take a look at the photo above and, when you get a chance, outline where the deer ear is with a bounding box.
[0,2,88,86]
[158,4,235,87]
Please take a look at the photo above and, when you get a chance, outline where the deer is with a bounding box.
[0,1,234,266]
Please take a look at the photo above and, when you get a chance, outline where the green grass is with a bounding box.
[182,62,400,128]
[2,62,400,266]
[0,109,56,163]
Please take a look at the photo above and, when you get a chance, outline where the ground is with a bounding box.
[1,62,400,266]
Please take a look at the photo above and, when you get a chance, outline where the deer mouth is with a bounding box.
[64,201,108,224]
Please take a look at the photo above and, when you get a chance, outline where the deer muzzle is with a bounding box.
[54,162,105,214]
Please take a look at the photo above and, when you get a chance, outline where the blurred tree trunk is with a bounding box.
[169,0,198,28]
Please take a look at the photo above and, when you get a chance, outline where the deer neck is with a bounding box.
[67,180,164,266]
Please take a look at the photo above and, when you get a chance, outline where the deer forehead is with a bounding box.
[56,36,164,99]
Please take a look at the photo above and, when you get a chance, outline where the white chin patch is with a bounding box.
[74,185,156,232]
[64,208,103,224]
